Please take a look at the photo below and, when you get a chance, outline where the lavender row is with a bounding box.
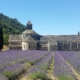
[0,50,49,79]
[0,50,48,72]
[61,51,80,62]
[26,52,53,75]
[2,64,24,80]
[0,50,35,70]
[0,50,47,64]
[54,52,76,80]
[0,74,8,80]
[59,51,80,75]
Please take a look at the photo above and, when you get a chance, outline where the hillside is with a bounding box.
[0,13,26,45]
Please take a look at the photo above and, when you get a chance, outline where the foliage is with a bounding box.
[24,62,32,70]
[27,60,34,65]
[0,13,26,45]
[2,71,13,78]
[78,31,80,35]
[58,75,73,80]
[28,72,49,80]
[0,26,3,50]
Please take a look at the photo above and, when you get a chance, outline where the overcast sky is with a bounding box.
[0,0,80,35]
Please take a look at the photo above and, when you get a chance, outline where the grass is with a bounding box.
[58,75,74,80]
[23,62,32,70]
[47,58,54,73]
[2,71,13,79]
[27,72,49,80]
[46,54,57,80]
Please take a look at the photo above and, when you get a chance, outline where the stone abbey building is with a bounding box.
[9,21,80,51]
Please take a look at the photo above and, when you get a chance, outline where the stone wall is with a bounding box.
[57,41,80,51]
[28,42,36,50]
[9,41,22,49]
[78,43,80,51]
[72,42,77,51]
[9,34,80,51]
[41,35,80,51]
[63,42,70,51]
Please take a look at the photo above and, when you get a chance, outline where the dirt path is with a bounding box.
[16,74,27,80]
[1,45,9,51]
[58,52,80,80]
[46,53,58,80]
[47,74,57,80]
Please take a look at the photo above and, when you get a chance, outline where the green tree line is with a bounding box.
[0,13,26,45]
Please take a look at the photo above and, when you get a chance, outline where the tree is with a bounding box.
[78,31,80,35]
[0,26,3,50]
[0,13,26,45]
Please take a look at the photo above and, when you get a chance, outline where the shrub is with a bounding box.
[28,72,49,80]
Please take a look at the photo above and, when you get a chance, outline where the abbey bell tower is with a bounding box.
[26,21,32,30]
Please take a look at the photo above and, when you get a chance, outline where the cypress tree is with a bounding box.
[0,26,3,50]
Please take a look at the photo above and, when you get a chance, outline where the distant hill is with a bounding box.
[0,13,26,45]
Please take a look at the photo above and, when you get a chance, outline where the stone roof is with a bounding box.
[27,21,32,25]
[22,29,39,38]
[22,30,34,34]
[9,35,22,42]
[49,41,58,45]
[40,35,80,42]
[22,35,35,42]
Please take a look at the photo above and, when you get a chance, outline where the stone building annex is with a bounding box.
[9,21,80,51]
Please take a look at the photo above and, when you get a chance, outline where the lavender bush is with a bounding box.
[0,50,49,79]
[54,52,76,80]
[0,74,8,80]
[26,52,53,80]
[59,51,80,75]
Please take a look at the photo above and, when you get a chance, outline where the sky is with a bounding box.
[0,0,80,35]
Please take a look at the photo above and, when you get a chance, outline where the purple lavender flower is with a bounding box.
[54,52,76,80]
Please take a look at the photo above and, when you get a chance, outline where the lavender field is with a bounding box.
[0,50,80,80]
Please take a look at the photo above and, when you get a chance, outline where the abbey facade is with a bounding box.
[9,21,80,51]
[9,21,49,50]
